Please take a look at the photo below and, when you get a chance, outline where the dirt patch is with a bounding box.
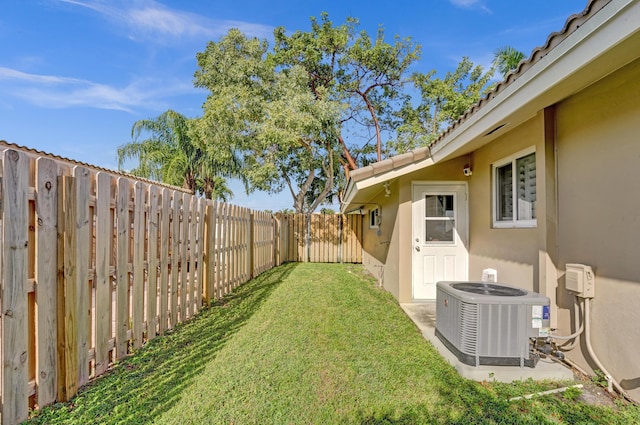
[573,374,619,408]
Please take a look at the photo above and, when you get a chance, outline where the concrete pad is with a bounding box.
[401,302,575,383]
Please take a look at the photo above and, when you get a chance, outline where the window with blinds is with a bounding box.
[493,149,537,228]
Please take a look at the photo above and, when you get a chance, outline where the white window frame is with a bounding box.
[369,207,380,229]
[492,147,537,228]
[424,192,457,246]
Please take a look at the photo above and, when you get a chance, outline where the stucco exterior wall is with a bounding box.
[554,57,640,399]
[466,116,542,292]
[361,180,400,299]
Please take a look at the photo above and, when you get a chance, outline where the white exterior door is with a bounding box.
[412,183,468,300]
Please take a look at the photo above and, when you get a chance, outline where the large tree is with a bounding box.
[194,15,420,212]
[117,109,240,200]
[193,29,342,213]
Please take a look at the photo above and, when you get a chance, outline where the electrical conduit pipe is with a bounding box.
[584,298,631,399]
[552,296,584,351]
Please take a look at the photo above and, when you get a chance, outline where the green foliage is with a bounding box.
[192,18,521,209]
[388,57,495,155]
[194,29,342,213]
[117,109,242,200]
[593,369,610,388]
[494,45,526,76]
[195,15,421,212]
[563,385,583,401]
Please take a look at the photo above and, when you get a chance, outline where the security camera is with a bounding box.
[463,166,472,176]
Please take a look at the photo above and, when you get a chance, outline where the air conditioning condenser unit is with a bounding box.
[435,281,550,368]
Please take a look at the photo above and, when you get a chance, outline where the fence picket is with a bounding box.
[187,196,197,317]
[180,193,189,320]
[2,150,30,423]
[60,174,79,401]
[132,182,145,349]
[115,177,130,359]
[216,202,224,299]
[147,185,159,340]
[72,167,91,388]
[35,157,58,406]
[195,199,205,311]
[94,172,111,376]
[203,200,216,303]
[159,189,170,334]
[169,192,180,328]
[222,203,230,295]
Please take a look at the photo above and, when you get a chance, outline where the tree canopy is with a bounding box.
[389,57,494,154]
[493,46,526,76]
[122,14,499,212]
[117,109,241,201]
[193,14,495,212]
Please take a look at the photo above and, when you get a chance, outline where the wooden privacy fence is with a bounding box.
[0,144,363,425]
[279,213,363,263]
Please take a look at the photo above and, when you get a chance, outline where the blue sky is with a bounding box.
[1,0,586,211]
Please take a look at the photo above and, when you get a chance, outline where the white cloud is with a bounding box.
[57,0,274,41]
[0,66,195,112]
[449,0,492,14]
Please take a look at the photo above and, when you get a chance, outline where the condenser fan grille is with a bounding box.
[451,282,527,296]
[459,301,479,355]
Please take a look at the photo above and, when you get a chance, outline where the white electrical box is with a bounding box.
[565,263,595,298]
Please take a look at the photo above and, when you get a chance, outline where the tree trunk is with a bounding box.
[360,92,383,162]
[338,135,358,171]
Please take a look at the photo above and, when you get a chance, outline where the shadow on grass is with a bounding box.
[357,362,636,425]
[26,263,297,425]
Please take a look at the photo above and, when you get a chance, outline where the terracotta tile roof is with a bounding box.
[0,139,192,193]
[429,0,611,150]
[349,146,431,182]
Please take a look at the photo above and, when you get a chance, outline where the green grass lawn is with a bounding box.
[27,263,640,424]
